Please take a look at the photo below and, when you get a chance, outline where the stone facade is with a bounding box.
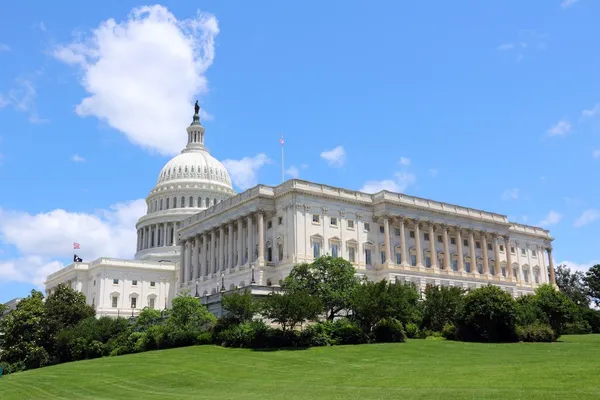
[178,180,556,298]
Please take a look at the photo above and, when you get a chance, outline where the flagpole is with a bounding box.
[281,133,285,183]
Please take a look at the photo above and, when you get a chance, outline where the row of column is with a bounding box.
[179,212,266,284]
[381,216,555,285]
[137,223,177,252]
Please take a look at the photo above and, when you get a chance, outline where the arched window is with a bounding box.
[189,196,193,207]
[159,199,163,210]
[451,254,459,271]
[178,167,182,173]
[409,248,417,267]
[198,197,202,207]
[476,258,483,274]
[424,250,432,268]
[166,198,170,209]
[500,261,507,277]
[181,196,185,207]
[464,256,472,273]
[214,198,217,205]
[489,260,496,275]
[173,197,177,208]
[206,197,210,207]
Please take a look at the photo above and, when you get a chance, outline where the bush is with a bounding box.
[516,323,555,342]
[299,323,333,347]
[217,320,273,349]
[421,285,464,332]
[373,318,406,343]
[442,323,456,340]
[404,322,419,339]
[329,318,370,345]
[455,285,518,343]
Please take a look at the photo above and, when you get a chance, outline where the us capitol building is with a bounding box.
[45,105,557,317]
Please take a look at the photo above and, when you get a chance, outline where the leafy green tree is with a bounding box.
[584,264,600,307]
[533,284,577,337]
[515,294,545,326]
[0,303,8,316]
[555,264,589,307]
[0,290,49,370]
[134,308,163,331]
[260,291,321,331]
[44,284,95,335]
[167,292,216,332]
[284,256,359,320]
[455,285,518,342]
[222,289,258,324]
[421,285,464,332]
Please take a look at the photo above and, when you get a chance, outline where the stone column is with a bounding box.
[202,233,208,277]
[399,217,408,267]
[415,221,422,267]
[481,232,489,275]
[247,215,254,263]
[186,239,193,283]
[428,223,436,269]
[257,212,265,265]
[469,229,476,273]
[163,223,168,247]
[208,231,213,275]
[179,239,186,284]
[442,224,450,270]
[383,216,392,265]
[193,236,200,280]
[547,247,556,285]
[237,219,243,267]
[493,234,501,277]
[504,236,513,279]
[218,226,224,273]
[456,227,464,272]
[227,223,234,270]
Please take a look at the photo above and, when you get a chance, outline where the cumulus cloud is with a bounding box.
[558,260,599,274]
[53,5,219,155]
[574,209,600,227]
[538,210,562,227]
[399,157,411,166]
[0,199,146,285]
[547,120,572,136]
[71,154,85,162]
[0,71,48,123]
[285,166,300,179]
[360,179,401,194]
[582,103,600,118]
[320,146,346,167]
[501,188,519,201]
[222,154,270,190]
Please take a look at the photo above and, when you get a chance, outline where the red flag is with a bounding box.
[73,242,80,250]
[279,136,284,145]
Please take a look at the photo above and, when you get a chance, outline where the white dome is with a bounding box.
[157,149,233,189]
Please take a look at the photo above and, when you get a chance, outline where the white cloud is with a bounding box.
[547,120,572,136]
[561,0,580,8]
[593,149,600,159]
[0,43,10,52]
[501,188,519,201]
[320,146,346,167]
[574,209,600,227]
[360,180,401,194]
[34,21,47,32]
[71,154,85,163]
[538,210,562,227]
[497,43,514,51]
[0,199,146,285]
[497,30,547,61]
[394,171,416,191]
[1,71,48,123]
[285,166,300,179]
[53,5,219,155]
[429,168,438,178]
[222,153,270,190]
[558,260,599,274]
[582,103,600,118]
[399,157,411,166]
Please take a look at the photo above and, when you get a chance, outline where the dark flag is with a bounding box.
[74,254,83,262]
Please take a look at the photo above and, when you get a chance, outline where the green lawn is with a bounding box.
[1,335,599,400]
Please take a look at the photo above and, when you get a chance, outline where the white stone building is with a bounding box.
[178,180,557,299]
[44,105,235,316]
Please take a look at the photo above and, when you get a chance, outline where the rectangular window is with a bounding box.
[267,221,273,229]
[364,223,370,232]
[511,246,516,254]
[410,231,415,239]
[463,239,468,247]
[476,241,481,249]
[523,269,529,283]
[113,279,119,285]
[267,247,273,262]
[425,256,431,268]
[500,245,505,252]
[411,254,417,266]
[395,228,401,236]
[452,260,458,271]
[349,247,356,263]
[465,261,471,273]
[381,251,386,264]
[521,248,526,256]
[365,249,372,265]
[131,297,137,309]
[424,233,430,241]
[379,226,385,234]
[278,216,283,225]
[149,298,155,310]
[331,244,339,258]
[313,241,320,258]
[450,237,456,245]
[437,235,443,243]
[112,296,118,308]
[278,243,284,261]
[477,263,483,274]
[532,250,537,257]
[330,217,338,226]
[347,220,355,229]
[396,252,402,264]
[487,243,493,251]
[132,280,138,286]
[150,281,156,287]
[312,214,320,223]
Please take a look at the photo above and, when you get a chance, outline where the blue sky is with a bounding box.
[1,0,599,302]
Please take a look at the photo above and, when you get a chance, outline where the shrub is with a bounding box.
[404,322,419,339]
[532,284,577,337]
[373,318,406,343]
[455,285,518,342]
[421,285,464,332]
[196,331,213,345]
[329,318,370,345]
[299,323,333,347]
[442,323,456,340]
[516,323,555,342]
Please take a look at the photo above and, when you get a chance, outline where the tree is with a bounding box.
[283,256,359,321]
[260,291,321,331]
[167,292,216,332]
[0,303,8,316]
[44,284,95,335]
[533,284,577,337]
[421,285,464,332]
[455,285,517,342]
[134,308,163,331]
[222,289,258,324]
[584,264,600,307]
[0,290,49,370]
[555,264,589,307]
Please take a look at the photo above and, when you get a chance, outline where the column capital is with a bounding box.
[546,246,553,253]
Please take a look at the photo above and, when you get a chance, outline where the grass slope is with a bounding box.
[1,335,599,400]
